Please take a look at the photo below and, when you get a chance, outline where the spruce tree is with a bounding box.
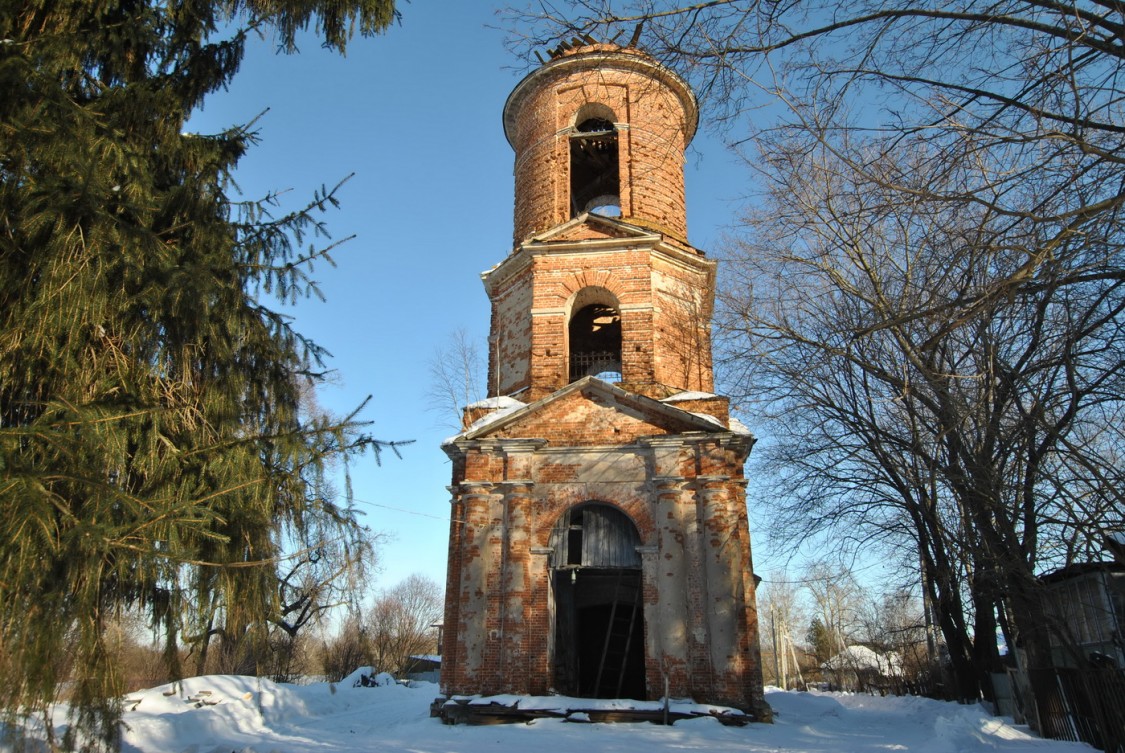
[0,2,398,750]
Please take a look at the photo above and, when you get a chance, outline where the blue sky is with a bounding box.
[188,4,785,595]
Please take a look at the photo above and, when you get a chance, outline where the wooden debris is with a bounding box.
[431,696,753,727]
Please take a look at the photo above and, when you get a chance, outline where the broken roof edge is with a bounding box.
[502,44,698,150]
[522,212,703,256]
[728,416,753,436]
[482,214,712,294]
[527,212,661,244]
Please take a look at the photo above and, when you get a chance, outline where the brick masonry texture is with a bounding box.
[504,45,696,245]
[442,43,769,720]
[484,237,718,401]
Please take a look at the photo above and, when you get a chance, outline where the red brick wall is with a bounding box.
[484,243,717,399]
[504,46,696,245]
[443,43,768,721]
[441,387,767,714]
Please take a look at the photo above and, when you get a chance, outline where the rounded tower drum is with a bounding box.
[503,44,698,245]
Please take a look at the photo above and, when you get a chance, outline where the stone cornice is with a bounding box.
[503,46,698,148]
[443,437,549,460]
[481,214,714,295]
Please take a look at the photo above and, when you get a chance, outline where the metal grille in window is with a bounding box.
[570,351,622,382]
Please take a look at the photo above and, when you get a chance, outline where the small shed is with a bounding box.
[1040,561,1125,668]
[405,655,441,684]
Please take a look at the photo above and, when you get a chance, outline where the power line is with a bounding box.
[351,497,459,524]
[756,559,887,585]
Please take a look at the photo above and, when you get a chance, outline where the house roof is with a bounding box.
[822,645,903,676]
[1040,561,1125,584]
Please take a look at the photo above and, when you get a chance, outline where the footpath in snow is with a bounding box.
[12,673,1093,753]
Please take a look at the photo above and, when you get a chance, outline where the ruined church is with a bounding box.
[439,40,768,717]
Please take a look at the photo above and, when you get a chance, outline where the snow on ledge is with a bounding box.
[728,416,753,436]
[688,411,727,429]
[442,396,527,446]
[465,396,524,410]
[661,390,718,402]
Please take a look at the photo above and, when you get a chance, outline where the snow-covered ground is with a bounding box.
[11,673,1093,753]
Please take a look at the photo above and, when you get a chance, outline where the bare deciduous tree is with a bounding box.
[321,616,370,683]
[860,589,932,687]
[758,571,807,689]
[804,561,866,655]
[716,132,1123,697]
[366,574,444,677]
[504,0,1125,708]
[427,329,486,430]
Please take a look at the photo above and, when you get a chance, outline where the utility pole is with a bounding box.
[771,606,782,688]
[779,612,789,689]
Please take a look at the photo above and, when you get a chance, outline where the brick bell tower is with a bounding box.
[440,41,769,718]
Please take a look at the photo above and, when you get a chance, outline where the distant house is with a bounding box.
[821,645,903,691]
[404,655,441,684]
[1040,560,1125,669]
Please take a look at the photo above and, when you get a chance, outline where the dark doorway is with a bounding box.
[549,505,645,699]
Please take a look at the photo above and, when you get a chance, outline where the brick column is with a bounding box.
[697,475,738,704]
[682,473,713,695]
[451,481,499,693]
[730,476,771,719]
[440,485,465,696]
[651,472,691,693]
[643,435,692,696]
[498,479,534,693]
[528,546,554,695]
[636,543,660,699]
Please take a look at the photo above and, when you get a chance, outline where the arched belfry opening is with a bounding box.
[548,503,645,700]
[570,104,621,217]
[568,287,622,382]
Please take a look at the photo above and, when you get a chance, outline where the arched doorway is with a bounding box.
[548,503,645,699]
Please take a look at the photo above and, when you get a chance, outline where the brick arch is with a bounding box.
[569,102,623,217]
[544,498,650,699]
[533,495,653,550]
[564,283,619,319]
[571,101,618,130]
[559,271,625,308]
[546,501,641,569]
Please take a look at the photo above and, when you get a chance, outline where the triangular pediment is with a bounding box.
[452,377,741,446]
[526,213,663,245]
